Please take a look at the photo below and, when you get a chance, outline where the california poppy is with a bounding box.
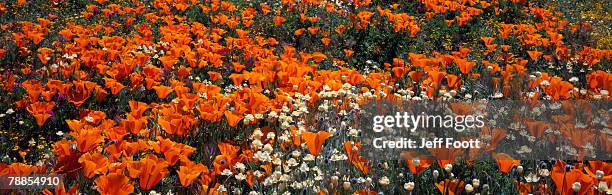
[152,85,174,99]
[343,141,370,174]
[436,179,465,195]
[27,101,56,127]
[301,131,331,156]
[493,153,520,173]
[95,173,134,195]
[126,154,169,191]
[178,160,209,187]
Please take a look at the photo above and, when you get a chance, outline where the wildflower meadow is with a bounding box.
[0,0,610,194]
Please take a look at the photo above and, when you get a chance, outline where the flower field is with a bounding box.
[0,0,610,194]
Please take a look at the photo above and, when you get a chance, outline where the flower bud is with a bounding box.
[472,179,480,188]
[378,176,390,186]
[596,170,605,180]
[538,169,550,177]
[572,182,581,192]
[330,176,339,186]
[404,182,415,191]
[517,166,524,174]
[465,184,474,193]
[433,170,440,179]
[444,164,453,173]
[342,181,351,190]
[597,181,609,192]
[365,177,372,186]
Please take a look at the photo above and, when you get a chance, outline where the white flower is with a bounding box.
[253,151,271,162]
[348,128,360,137]
[525,172,540,183]
[28,138,36,145]
[516,145,532,154]
[235,172,246,180]
[251,139,263,149]
[6,109,14,114]
[569,77,579,82]
[594,94,602,100]
[572,182,581,192]
[253,170,263,178]
[267,132,275,140]
[596,170,605,180]
[597,181,609,192]
[299,162,310,172]
[234,162,246,172]
[286,158,298,167]
[149,190,162,195]
[303,154,315,161]
[244,114,255,124]
[221,169,233,176]
[290,150,301,158]
[263,144,273,153]
[404,182,415,191]
[444,164,453,172]
[217,185,227,192]
[472,179,480,188]
[492,92,504,98]
[85,116,94,123]
[539,169,550,177]
[465,184,474,193]
[0,114,5,118]
[379,176,390,186]
[56,131,64,136]
[252,129,263,140]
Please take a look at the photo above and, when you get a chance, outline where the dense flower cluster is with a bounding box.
[0,0,610,194]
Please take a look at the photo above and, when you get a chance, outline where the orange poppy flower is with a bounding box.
[42,180,78,195]
[493,153,520,173]
[178,161,209,187]
[37,47,54,64]
[455,58,476,74]
[95,173,134,195]
[75,129,103,153]
[78,152,109,178]
[524,120,549,139]
[66,80,95,107]
[224,111,244,128]
[344,141,370,174]
[213,142,239,174]
[585,161,612,183]
[436,179,465,195]
[22,80,43,101]
[27,101,56,127]
[403,151,433,175]
[480,127,507,152]
[152,85,174,99]
[527,50,542,61]
[128,101,149,118]
[551,161,595,195]
[208,71,222,81]
[0,163,40,174]
[273,16,286,26]
[126,154,169,191]
[301,131,331,156]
